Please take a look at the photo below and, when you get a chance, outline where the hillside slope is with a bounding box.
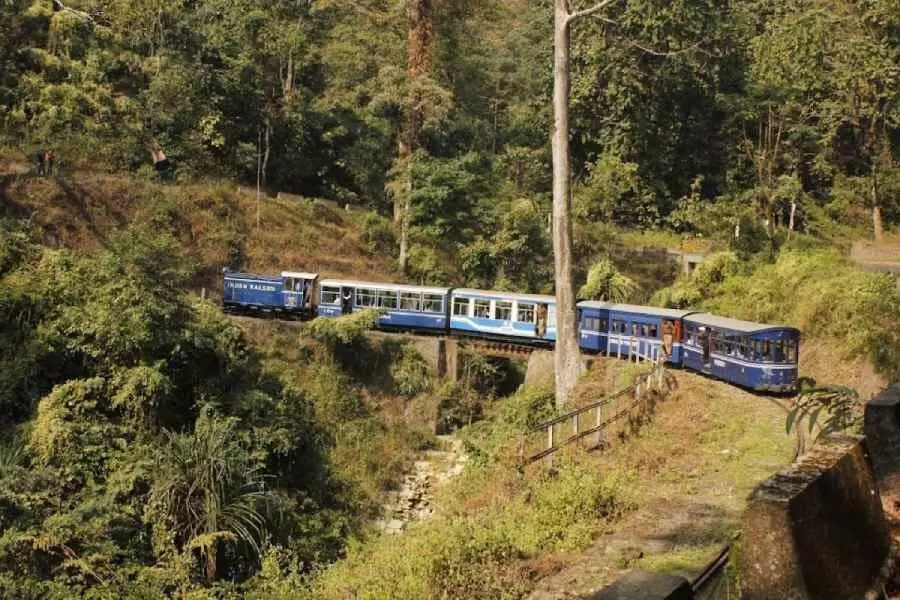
[0,161,397,288]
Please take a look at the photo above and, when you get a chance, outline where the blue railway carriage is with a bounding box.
[682,313,800,392]
[316,279,450,332]
[449,288,557,344]
[601,303,695,364]
[576,300,611,354]
[222,268,317,316]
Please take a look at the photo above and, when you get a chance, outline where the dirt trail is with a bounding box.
[528,372,795,599]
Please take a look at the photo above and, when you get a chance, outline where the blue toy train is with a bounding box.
[222,269,800,393]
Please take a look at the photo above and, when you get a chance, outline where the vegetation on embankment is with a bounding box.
[0,217,455,597]
[0,165,397,288]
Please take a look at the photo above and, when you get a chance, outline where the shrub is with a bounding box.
[391,344,432,397]
[361,213,396,257]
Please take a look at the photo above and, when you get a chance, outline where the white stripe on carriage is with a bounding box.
[450,317,556,336]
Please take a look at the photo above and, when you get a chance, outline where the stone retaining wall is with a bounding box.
[740,435,889,599]
[864,382,900,484]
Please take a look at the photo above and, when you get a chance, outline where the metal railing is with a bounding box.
[519,351,671,468]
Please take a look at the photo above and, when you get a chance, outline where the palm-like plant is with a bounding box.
[578,258,639,303]
[786,383,862,444]
[150,409,268,584]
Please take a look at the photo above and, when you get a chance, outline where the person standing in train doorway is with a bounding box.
[535,303,548,338]
[662,320,674,357]
[341,287,353,315]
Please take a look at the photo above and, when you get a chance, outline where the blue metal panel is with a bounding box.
[379,311,448,331]
[223,272,284,309]
[578,306,609,353]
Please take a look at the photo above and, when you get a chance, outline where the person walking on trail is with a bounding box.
[35,150,45,176]
[44,150,54,176]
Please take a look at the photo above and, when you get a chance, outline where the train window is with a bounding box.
[631,323,639,337]
[321,286,341,305]
[547,305,557,327]
[787,339,798,363]
[648,325,658,338]
[400,292,422,311]
[283,278,295,292]
[423,294,443,313]
[599,319,608,332]
[517,303,535,323]
[377,290,398,309]
[453,297,470,316]
[773,340,785,363]
[474,299,491,318]
[640,324,649,337]
[496,301,512,321]
[583,316,599,331]
[356,288,377,307]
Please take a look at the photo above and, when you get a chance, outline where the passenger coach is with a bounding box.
[682,313,799,392]
[449,288,556,344]
[316,279,450,332]
[577,302,693,364]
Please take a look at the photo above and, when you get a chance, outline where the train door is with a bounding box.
[282,277,302,310]
[700,327,711,367]
[340,287,354,314]
[662,320,674,358]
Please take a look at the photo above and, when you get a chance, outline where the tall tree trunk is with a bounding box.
[872,160,884,243]
[873,205,884,243]
[261,117,271,191]
[397,0,433,272]
[787,201,796,240]
[398,143,411,272]
[551,0,582,407]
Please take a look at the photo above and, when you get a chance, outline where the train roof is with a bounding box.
[224,270,281,282]
[280,271,318,280]
[452,288,556,303]
[685,312,799,334]
[578,301,696,319]
[319,279,450,295]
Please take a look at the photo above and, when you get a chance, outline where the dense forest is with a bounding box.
[2,0,899,277]
[1,0,899,597]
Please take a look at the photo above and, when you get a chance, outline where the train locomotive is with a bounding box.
[222,269,800,393]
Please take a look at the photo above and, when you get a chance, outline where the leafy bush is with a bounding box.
[579,257,639,302]
[390,344,432,397]
[361,213,396,257]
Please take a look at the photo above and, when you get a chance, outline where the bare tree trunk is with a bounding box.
[396,0,433,272]
[872,162,884,243]
[873,205,884,243]
[256,127,261,230]
[787,201,796,240]
[262,117,271,191]
[551,0,582,407]
[399,149,411,272]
